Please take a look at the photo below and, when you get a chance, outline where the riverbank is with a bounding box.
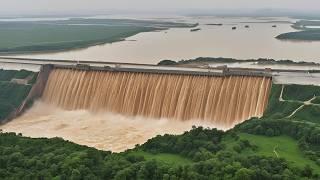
[0,18,196,54]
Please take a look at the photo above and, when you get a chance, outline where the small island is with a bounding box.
[190,28,201,32]
[276,20,320,41]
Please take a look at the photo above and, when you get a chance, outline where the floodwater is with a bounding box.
[9,16,320,64]
[1,101,216,152]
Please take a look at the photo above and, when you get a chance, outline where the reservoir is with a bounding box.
[6,16,320,64]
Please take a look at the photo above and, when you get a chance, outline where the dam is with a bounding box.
[1,59,274,151]
[42,66,271,127]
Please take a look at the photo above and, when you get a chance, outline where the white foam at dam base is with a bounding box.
[1,101,222,152]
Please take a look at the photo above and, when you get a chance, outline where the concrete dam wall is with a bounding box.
[41,67,272,127]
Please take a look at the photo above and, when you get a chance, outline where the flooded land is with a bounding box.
[4,16,320,64]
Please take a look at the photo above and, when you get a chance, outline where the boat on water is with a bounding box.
[206,23,223,26]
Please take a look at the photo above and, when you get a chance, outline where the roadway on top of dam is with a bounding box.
[0,57,320,86]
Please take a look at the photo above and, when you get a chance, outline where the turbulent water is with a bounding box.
[2,101,215,152]
[42,68,271,127]
[2,68,272,151]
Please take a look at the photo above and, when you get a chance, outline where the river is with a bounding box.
[7,16,320,64]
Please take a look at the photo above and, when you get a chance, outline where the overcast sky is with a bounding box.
[1,0,320,16]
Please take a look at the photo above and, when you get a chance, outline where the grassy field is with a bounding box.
[264,84,303,118]
[291,105,320,124]
[264,84,320,123]
[128,150,192,166]
[0,82,31,120]
[312,97,320,104]
[282,84,320,101]
[0,19,195,53]
[0,69,34,81]
[224,133,320,173]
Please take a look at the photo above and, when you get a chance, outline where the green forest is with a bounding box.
[0,82,320,179]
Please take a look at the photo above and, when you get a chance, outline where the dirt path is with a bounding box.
[287,105,305,118]
[279,85,320,118]
[273,145,280,158]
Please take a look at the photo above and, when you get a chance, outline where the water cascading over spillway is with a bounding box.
[42,68,272,127]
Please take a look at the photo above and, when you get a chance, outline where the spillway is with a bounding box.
[1,65,272,152]
[42,68,271,127]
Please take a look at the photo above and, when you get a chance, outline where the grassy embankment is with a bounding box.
[0,19,195,54]
[265,84,320,123]
[0,69,35,121]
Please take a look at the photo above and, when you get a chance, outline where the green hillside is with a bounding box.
[265,84,320,123]
[0,69,36,122]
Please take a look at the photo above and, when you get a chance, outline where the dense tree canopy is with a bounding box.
[1,125,319,179]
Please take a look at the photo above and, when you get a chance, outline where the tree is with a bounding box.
[70,169,81,180]
[266,129,275,137]
[302,165,313,178]
[234,168,253,180]
[158,60,177,66]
